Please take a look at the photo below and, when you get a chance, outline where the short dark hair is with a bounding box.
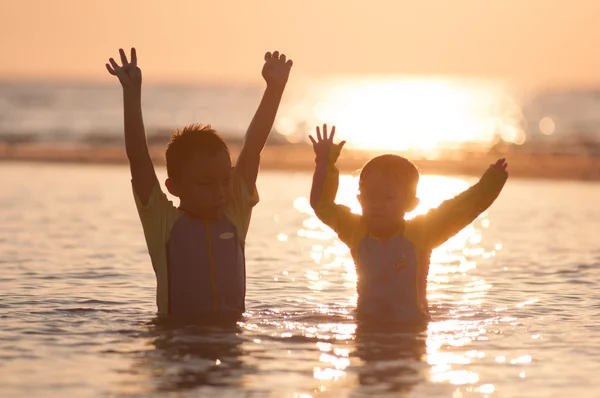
[359,154,420,193]
[165,124,230,179]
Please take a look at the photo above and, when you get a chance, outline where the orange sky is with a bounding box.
[1,0,599,87]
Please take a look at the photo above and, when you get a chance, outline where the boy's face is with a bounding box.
[358,171,418,232]
[166,149,233,219]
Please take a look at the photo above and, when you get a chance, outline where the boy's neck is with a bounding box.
[368,219,406,240]
[179,205,224,221]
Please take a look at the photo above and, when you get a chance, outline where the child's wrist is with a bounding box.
[265,79,287,90]
[315,155,329,165]
[122,87,142,98]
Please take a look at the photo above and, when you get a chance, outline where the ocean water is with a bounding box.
[2,162,600,397]
[2,78,600,152]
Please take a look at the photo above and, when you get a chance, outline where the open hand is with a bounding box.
[262,51,293,89]
[492,158,509,176]
[309,124,345,162]
[106,48,142,91]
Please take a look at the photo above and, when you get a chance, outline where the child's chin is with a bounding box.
[207,207,226,219]
[366,215,389,223]
[366,216,400,230]
[189,206,226,220]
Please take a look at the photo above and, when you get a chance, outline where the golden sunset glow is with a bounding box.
[277,78,526,152]
[1,1,600,86]
[1,1,586,396]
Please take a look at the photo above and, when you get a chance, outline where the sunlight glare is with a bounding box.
[278,77,524,153]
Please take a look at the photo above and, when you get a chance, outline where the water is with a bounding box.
[0,81,263,144]
[3,79,600,152]
[2,162,600,397]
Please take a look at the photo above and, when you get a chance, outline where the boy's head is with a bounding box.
[358,154,420,231]
[164,124,232,219]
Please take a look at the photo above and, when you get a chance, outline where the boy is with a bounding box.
[106,48,292,321]
[309,124,508,323]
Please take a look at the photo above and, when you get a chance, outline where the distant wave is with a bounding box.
[2,80,600,154]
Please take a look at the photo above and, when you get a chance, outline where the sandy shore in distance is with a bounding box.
[2,142,600,181]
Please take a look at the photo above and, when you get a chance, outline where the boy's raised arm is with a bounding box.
[236,51,293,191]
[106,48,158,205]
[310,125,345,211]
[420,158,509,248]
[309,125,360,244]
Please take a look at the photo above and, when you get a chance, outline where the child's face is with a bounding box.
[167,150,233,219]
[358,171,417,232]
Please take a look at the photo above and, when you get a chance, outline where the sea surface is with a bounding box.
[2,78,600,153]
[1,162,600,397]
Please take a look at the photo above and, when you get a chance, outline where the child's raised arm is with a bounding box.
[236,51,293,192]
[418,158,509,248]
[309,125,360,245]
[310,125,344,209]
[106,48,157,205]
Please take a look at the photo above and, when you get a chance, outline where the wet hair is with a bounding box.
[165,124,230,180]
[359,154,420,194]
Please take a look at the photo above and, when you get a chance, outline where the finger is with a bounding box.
[264,52,272,62]
[280,54,287,63]
[322,124,328,141]
[329,126,336,141]
[316,126,322,141]
[105,63,116,75]
[109,58,120,71]
[503,162,508,170]
[272,50,280,60]
[130,47,137,66]
[339,140,346,150]
[286,59,293,67]
[309,135,317,146]
[119,48,129,66]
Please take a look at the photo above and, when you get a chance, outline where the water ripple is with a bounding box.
[1,164,600,397]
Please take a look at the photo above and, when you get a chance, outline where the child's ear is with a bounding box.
[405,196,420,212]
[165,178,180,197]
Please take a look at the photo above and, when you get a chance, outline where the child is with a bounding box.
[106,48,293,321]
[309,124,508,323]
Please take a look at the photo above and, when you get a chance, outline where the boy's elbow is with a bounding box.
[309,190,321,211]
[310,200,322,215]
[310,194,333,214]
[310,199,328,220]
[126,148,148,165]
